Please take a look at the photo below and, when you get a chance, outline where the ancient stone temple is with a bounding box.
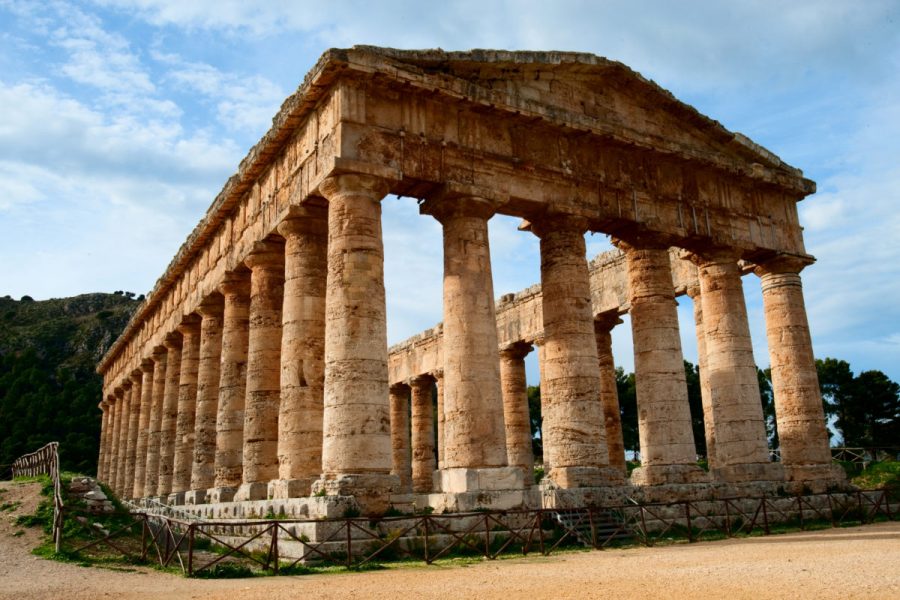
[96,47,844,516]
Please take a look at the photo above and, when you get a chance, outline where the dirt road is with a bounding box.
[2,480,898,600]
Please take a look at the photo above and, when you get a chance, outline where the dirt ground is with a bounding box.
[1,480,898,600]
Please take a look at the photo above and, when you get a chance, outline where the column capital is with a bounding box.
[196,292,224,317]
[218,269,251,296]
[175,313,202,337]
[753,254,814,277]
[151,345,167,360]
[130,369,143,384]
[407,374,435,389]
[685,283,702,300]
[163,332,182,351]
[389,382,410,394]
[276,205,328,238]
[499,341,533,361]
[243,239,285,270]
[319,173,390,201]
[684,245,742,267]
[611,234,670,253]
[430,368,444,382]
[528,214,589,239]
[420,195,496,224]
[593,311,622,333]
[140,358,154,373]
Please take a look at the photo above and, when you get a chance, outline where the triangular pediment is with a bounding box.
[332,46,806,187]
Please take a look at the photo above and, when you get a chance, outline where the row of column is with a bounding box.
[98,171,834,512]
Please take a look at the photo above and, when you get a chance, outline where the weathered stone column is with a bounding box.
[390,383,412,493]
[171,315,202,503]
[410,376,436,494]
[533,216,619,488]
[434,369,444,470]
[144,347,167,497]
[270,207,328,499]
[123,371,142,499]
[115,383,132,496]
[315,173,399,513]
[133,360,153,499]
[694,249,780,483]
[187,294,224,505]
[157,332,183,498]
[210,270,251,503]
[686,284,716,470]
[595,313,626,474]
[98,400,110,482]
[423,195,521,495]
[755,256,840,488]
[621,240,705,485]
[499,342,534,477]
[108,392,122,492]
[233,240,284,502]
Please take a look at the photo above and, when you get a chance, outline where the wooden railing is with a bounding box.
[11,442,64,552]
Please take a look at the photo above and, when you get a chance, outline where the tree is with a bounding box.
[757,367,778,449]
[684,360,707,457]
[615,367,639,455]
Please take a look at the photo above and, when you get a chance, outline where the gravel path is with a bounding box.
[2,480,898,600]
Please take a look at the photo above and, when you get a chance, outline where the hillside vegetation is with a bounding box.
[0,293,139,473]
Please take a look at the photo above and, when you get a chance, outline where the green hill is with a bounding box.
[0,293,140,473]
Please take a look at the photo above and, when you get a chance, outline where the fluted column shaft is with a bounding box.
[595,315,626,473]
[172,316,201,498]
[390,384,411,492]
[499,343,534,476]
[133,361,153,499]
[316,174,397,512]
[272,209,328,498]
[144,347,168,497]
[756,257,834,481]
[687,285,716,469]
[428,196,507,473]
[116,384,133,496]
[535,217,615,487]
[124,373,142,498]
[211,271,251,501]
[108,393,122,492]
[236,240,284,501]
[98,401,110,482]
[410,376,436,493]
[157,334,182,497]
[696,250,776,482]
[189,295,224,500]
[623,241,703,485]
[434,370,445,470]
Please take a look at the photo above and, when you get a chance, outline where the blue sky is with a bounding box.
[1,0,898,384]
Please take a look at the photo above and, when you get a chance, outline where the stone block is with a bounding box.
[267,477,315,500]
[206,486,237,503]
[234,482,269,502]
[438,466,525,494]
[184,489,207,505]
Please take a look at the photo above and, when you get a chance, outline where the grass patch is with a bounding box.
[851,460,900,490]
[1,500,21,512]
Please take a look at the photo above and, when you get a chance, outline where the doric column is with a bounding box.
[270,207,328,499]
[108,393,122,490]
[187,294,224,504]
[210,270,251,503]
[315,173,398,513]
[686,284,716,470]
[422,194,520,494]
[234,239,284,501]
[133,360,154,499]
[123,371,142,499]
[755,256,840,487]
[171,315,202,503]
[98,400,110,482]
[533,216,619,488]
[390,383,411,493]
[499,342,534,477]
[157,332,183,498]
[410,375,436,493]
[621,240,705,485]
[144,346,168,498]
[595,313,626,474]
[117,383,135,496]
[433,369,445,470]
[694,249,780,483]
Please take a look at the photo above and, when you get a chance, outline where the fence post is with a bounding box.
[423,516,430,564]
[797,494,804,530]
[724,499,732,536]
[272,524,279,574]
[484,513,490,558]
[761,495,770,535]
[187,524,194,577]
[346,520,352,568]
[685,502,693,543]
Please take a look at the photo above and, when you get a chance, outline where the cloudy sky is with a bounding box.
[1,0,898,384]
